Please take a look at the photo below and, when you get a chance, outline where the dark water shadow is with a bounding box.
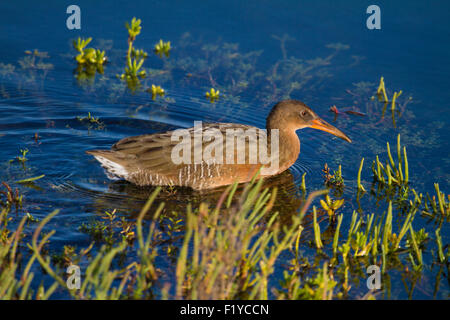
[87,170,304,223]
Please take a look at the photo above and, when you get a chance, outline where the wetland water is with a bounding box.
[0,0,449,299]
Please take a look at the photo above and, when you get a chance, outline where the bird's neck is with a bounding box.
[266,125,300,174]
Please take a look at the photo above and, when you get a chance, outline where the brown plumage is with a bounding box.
[86,100,351,190]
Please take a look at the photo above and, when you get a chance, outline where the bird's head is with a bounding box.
[267,99,352,143]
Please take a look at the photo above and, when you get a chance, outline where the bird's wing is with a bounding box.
[111,123,261,176]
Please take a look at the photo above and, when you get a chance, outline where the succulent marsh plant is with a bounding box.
[119,17,155,92]
[372,134,409,187]
[205,87,220,102]
[73,37,107,66]
[154,39,171,58]
[72,37,107,85]
[147,84,165,100]
[320,194,344,222]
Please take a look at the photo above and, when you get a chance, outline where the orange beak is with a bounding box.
[310,118,352,143]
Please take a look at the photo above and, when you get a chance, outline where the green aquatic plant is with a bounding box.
[74,63,102,86]
[126,17,142,43]
[434,228,448,264]
[16,148,29,164]
[72,37,107,85]
[408,224,423,270]
[131,48,149,60]
[9,148,30,170]
[300,172,307,194]
[125,17,143,65]
[372,134,409,187]
[147,84,165,100]
[0,182,23,212]
[391,90,402,111]
[357,158,366,192]
[121,57,146,80]
[374,77,407,127]
[79,209,137,248]
[76,112,105,130]
[15,174,45,184]
[0,63,15,77]
[205,87,220,102]
[376,76,388,102]
[119,18,150,91]
[320,194,344,222]
[73,37,107,66]
[80,220,114,245]
[25,212,39,223]
[0,161,448,300]
[51,245,78,268]
[312,206,323,249]
[154,39,171,58]
[73,37,91,54]
[422,183,450,223]
[19,49,53,73]
[323,163,344,191]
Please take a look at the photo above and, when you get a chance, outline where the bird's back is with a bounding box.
[87,122,276,189]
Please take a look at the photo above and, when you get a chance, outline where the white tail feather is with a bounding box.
[94,156,129,180]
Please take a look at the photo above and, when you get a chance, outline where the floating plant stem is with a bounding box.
[434,183,445,215]
[386,142,396,171]
[372,225,379,258]
[408,224,423,266]
[377,76,388,102]
[15,175,45,184]
[333,214,343,256]
[435,228,445,263]
[391,90,402,111]
[394,209,415,249]
[402,147,409,184]
[313,206,323,249]
[300,172,306,193]
[295,225,304,261]
[382,202,393,253]
[357,158,366,192]
[386,164,392,186]
[397,135,403,182]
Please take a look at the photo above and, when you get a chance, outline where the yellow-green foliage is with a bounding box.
[206,88,220,102]
[73,37,106,66]
[154,39,171,58]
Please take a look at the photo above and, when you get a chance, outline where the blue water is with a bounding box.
[0,0,448,299]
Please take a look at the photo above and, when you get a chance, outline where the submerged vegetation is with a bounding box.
[0,16,448,300]
[76,112,105,130]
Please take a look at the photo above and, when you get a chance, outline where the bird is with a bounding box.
[86,100,351,190]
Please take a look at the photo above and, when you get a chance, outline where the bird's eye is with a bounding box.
[301,110,308,117]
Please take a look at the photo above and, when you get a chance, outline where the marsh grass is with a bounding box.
[0,137,448,300]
